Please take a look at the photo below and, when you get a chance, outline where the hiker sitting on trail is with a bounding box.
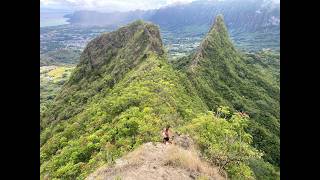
[162,125,172,145]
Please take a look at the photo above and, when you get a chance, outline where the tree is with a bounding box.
[181,107,262,179]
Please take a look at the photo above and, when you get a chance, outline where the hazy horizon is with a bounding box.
[40,0,280,13]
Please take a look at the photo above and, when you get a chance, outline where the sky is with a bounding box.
[40,0,280,12]
[40,0,197,12]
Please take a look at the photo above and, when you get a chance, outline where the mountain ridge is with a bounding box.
[40,19,211,179]
[64,0,279,33]
[190,15,236,71]
[41,20,165,127]
[40,17,279,180]
[178,15,280,167]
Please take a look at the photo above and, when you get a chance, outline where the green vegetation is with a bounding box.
[40,17,279,179]
[248,158,280,180]
[181,107,279,180]
[181,109,261,179]
[244,50,280,85]
[40,54,207,179]
[40,49,81,66]
[40,21,206,179]
[40,66,75,115]
[173,15,280,168]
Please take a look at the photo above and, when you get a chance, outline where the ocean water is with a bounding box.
[40,11,71,27]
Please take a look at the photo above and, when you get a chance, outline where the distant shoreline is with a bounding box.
[40,19,70,28]
[40,11,71,28]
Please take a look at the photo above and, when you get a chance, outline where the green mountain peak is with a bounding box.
[41,20,165,125]
[79,19,164,70]
[190,14,236,71]
[209,14,227,35]
[183,15,280,167]
[65,20,165,87]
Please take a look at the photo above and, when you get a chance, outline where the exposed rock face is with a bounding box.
[172,133,194,150]
[81,20,164,69]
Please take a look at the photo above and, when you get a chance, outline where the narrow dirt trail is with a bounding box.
[87,135,226,180]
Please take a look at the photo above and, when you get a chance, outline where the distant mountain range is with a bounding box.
[63,0,279,52]
[64,0,279,33]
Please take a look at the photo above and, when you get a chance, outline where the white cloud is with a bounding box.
[40,0,280,12]
[166,0,194,5]
[40,0,197,12]
[40,0,58,5]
